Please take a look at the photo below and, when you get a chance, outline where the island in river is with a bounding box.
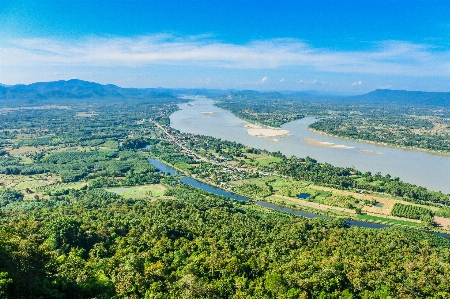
[245,124,290,137]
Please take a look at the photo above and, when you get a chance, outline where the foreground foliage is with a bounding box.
[1,184,450,298]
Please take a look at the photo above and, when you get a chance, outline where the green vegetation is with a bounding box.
[0,188,23,207]
[268,177,310,197]
[391,202,433,220]
[106,184,167,199]
[356,214,422,227]
[273,156,450,205]
[3,184,450,298]
[147,126,450,207]
[2,81,450,298]
[309,114,450,153]
[234,182,273,199]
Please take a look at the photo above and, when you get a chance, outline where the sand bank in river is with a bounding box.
[201,111,214,116]
[245,124,290,137]
[304,138,355,149]
[265,137,279,142]
[359,149,384,155]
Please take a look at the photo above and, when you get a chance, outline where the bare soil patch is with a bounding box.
[272,194,357,214]
[8,146,48,155]
[309,185,439,216]
[304,138,354,149]
[434,216,450,229]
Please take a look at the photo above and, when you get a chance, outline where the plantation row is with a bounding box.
[391,202,433,220]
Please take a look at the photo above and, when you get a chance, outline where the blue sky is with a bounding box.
[1,0,450,93]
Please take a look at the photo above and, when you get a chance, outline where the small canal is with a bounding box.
[147,158,449,238]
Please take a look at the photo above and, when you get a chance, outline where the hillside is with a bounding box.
[0,79,177,105]
[350,89,450,107]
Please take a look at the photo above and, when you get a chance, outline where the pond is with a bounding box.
[147,158,179,176]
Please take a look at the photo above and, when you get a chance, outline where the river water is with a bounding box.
[170,97,450,194]
[148,158,251,201]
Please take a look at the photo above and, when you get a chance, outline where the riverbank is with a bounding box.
[215,102,450,156]
[308,127,450,157]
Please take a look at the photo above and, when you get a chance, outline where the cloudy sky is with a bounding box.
[1,0,450,93]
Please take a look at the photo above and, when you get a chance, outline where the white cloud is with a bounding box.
[279,78,285,82]
[300,79,329,85]
[351,81,362,86]
[1,36,450,78]
[261,76,268,83]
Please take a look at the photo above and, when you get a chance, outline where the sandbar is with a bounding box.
[265,137,279,142]
[304,138,355,149]
[201,111,214,116]
[359,149,384,155]
[245,124,290,137]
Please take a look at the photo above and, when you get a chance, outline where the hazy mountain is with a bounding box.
[0,79,178,102]
[350,89,450,107]
[2,80,450,108]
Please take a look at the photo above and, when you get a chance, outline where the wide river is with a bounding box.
[170,96,450,194]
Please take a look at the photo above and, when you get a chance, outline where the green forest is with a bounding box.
[3,183,450,299]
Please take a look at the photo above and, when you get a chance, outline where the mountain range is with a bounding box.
[0,79,179,101]
[350,89,450,107]
[1,80,449,108]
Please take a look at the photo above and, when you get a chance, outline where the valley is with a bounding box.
[1,80,450,298]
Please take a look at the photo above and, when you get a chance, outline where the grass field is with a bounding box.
[356,214,422,227]
[106,184,167,199]
[0,174,58,189]
[243,155,282,167]
[253,156,282,167]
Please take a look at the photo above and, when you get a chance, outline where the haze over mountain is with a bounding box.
[350,89,450,107]
[0,80,179,104]
[1,80,450,109]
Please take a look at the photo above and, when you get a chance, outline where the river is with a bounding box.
[169,96,450,194]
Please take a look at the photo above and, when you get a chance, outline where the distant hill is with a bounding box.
[349,89,450,107]
[0,79,178,103]
[2,80,450,108]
